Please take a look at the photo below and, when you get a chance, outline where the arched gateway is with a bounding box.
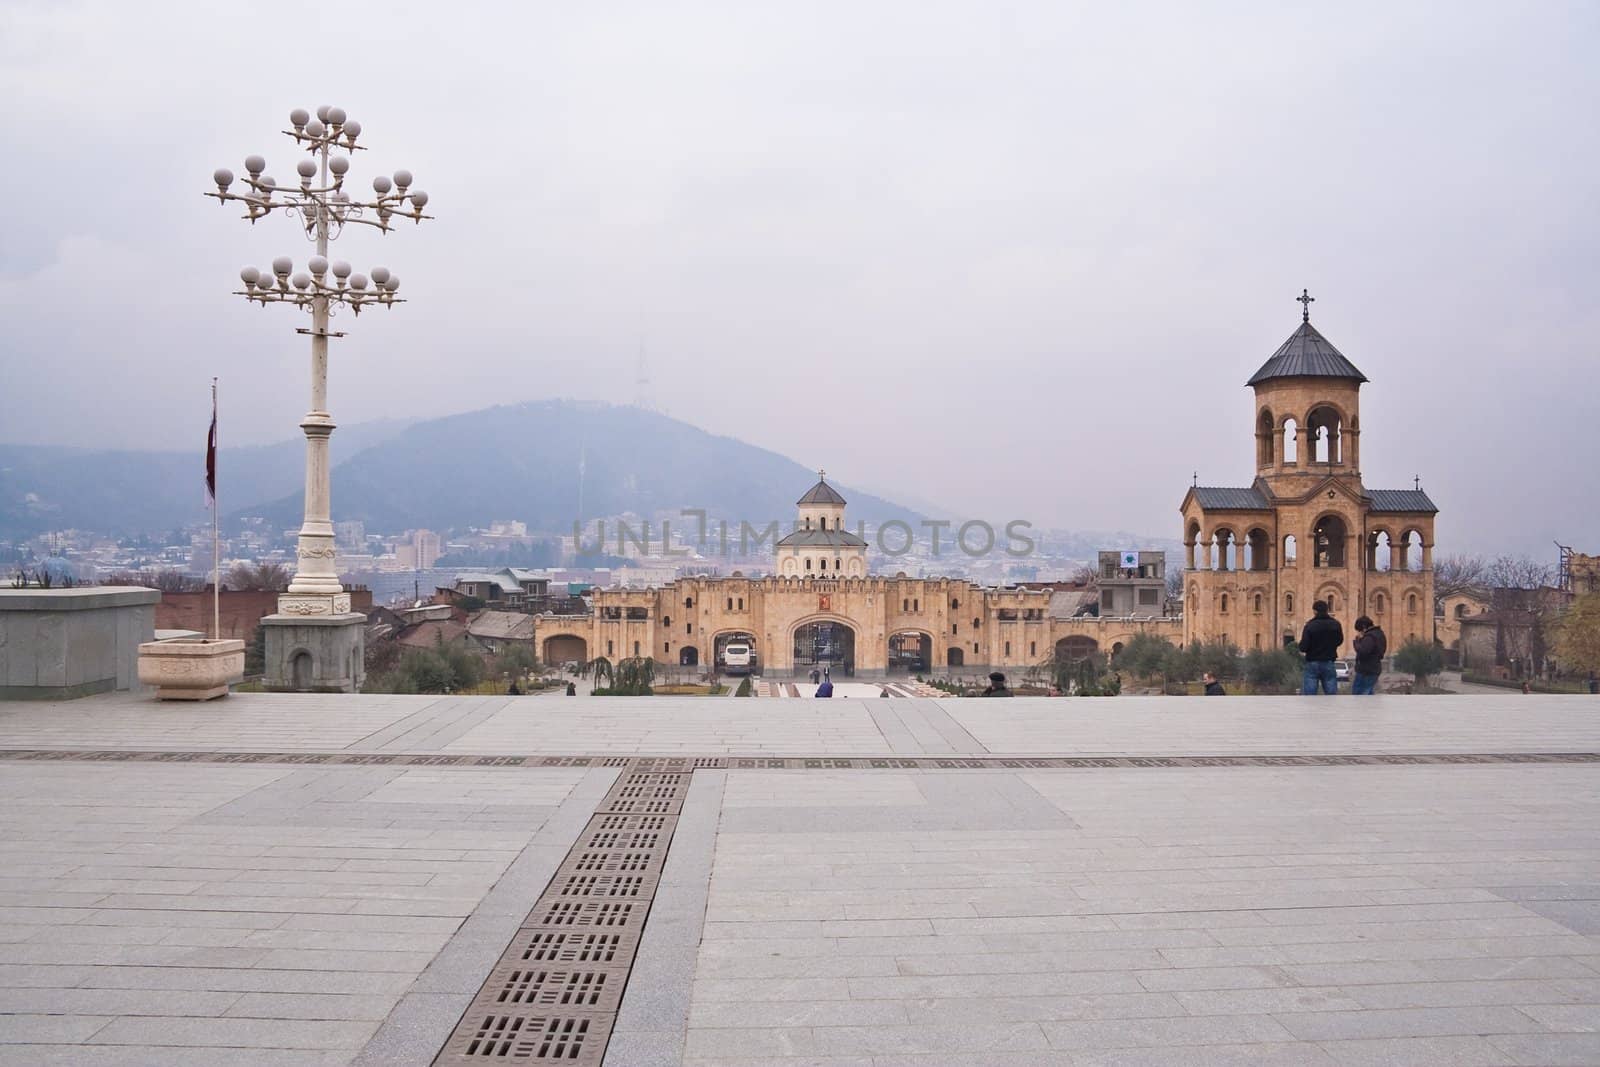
[792,619,856,676]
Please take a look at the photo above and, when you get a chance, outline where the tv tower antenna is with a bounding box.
[577,435,587,521]
[634,340,656,412]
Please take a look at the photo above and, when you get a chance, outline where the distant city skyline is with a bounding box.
[2,3,1595,559]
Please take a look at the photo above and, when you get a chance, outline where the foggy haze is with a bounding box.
[1,2,1595,557]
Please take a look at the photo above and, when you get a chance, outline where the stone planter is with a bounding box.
[137,638,245,701]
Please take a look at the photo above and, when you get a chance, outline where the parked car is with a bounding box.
[1334,660,1352,683]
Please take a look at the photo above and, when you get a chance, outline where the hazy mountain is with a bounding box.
[0,418,417,539]
[239,401,920,534]
[0,402,925,540]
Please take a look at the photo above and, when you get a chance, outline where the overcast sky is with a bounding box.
[2,1,1595,556]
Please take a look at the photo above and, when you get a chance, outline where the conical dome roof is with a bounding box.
[1247,320,1368,386]
[797,473,846,507]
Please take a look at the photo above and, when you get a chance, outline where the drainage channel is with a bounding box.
[434,759,692,1065]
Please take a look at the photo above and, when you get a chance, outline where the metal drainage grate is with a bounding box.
[591,812,671,832]
[512,929,639,966]
[436,764,693,1066]
[486,967,625,1012]
[553,873,657,899]
[582,829,663,851]
[444,1012,599,1061]
[565,851,658,874]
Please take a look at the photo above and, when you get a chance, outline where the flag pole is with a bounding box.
[212,378,220,642]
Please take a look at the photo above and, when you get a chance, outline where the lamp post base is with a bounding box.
[262,613,366,693]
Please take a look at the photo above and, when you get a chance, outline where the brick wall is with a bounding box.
[156,588,374,643]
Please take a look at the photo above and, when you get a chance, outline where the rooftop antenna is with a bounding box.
[634,340,654,412]
[577,435,587,522]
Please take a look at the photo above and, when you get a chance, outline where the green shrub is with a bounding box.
[1243,646,1302,693]
[1394,639,1443,687]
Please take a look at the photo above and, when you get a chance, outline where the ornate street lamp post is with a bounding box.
[208,106,431,691]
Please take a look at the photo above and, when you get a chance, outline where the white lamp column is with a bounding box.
[207,106,431,688]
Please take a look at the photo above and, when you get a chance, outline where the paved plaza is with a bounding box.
[0,693,1596,1064]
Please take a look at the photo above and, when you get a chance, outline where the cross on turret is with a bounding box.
[1297,288,1315,322]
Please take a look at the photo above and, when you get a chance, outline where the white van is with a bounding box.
[722,643,755,675]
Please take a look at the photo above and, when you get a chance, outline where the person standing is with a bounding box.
[1298,599,1345,694]
[1350,615,1386,696]
[981,671,1012,697]
[1202,671,1226,696]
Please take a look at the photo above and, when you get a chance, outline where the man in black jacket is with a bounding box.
[1350,615,1386,696]
[1298,600,1345,694]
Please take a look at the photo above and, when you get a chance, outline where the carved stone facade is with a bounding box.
[1179,306,1438,653]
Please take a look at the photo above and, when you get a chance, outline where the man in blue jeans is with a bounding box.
[1298,599,1345,694]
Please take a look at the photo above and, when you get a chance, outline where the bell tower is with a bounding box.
[1181,291,1437,655]
[1251,289,1367,489]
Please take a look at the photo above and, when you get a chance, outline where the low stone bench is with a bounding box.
[0,586,159,700]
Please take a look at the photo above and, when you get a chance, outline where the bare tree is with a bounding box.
[1432,554,1489,606]
[226,561,292,592]
[1165,567,1185,602]
[106,569,204,592]
[1071,564,1098,588]
[1487,554,1555,590]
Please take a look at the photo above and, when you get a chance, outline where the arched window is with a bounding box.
[1455,603,1469,619]
[727,597,733,610]
[1212,530,1236,571]
[972,617,980,629]
[1283,417,1299,464]
[804,558,811,571]
[1257,409,1275,467]
[1283,534,1297,564]
[903,599,909,611]
[1374,592,1386,614]
[1370,530,1393,572]
[1285,593,1295,615]
[1254,593,1263,613]
[663,615,671,626]
[633,641,640,656]
[1401,530,1425,572]
[684,597,693,609]
[951,598,960,609]
[804,517,811,530]
[1186,522,1202,569]
[606,640,614,655]
[1408,593,1418,614]
[1220,593,1229,614]
[1005,641,1011,656]
[1312,515,1347,568]
[1307,405,1342,464]
[1246,529,1270,571]
[1327,592,1338,612]
[1030,641,1036,656]
[913,598,919,611]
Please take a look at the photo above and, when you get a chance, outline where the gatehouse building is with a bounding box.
[534,474,1180,678]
